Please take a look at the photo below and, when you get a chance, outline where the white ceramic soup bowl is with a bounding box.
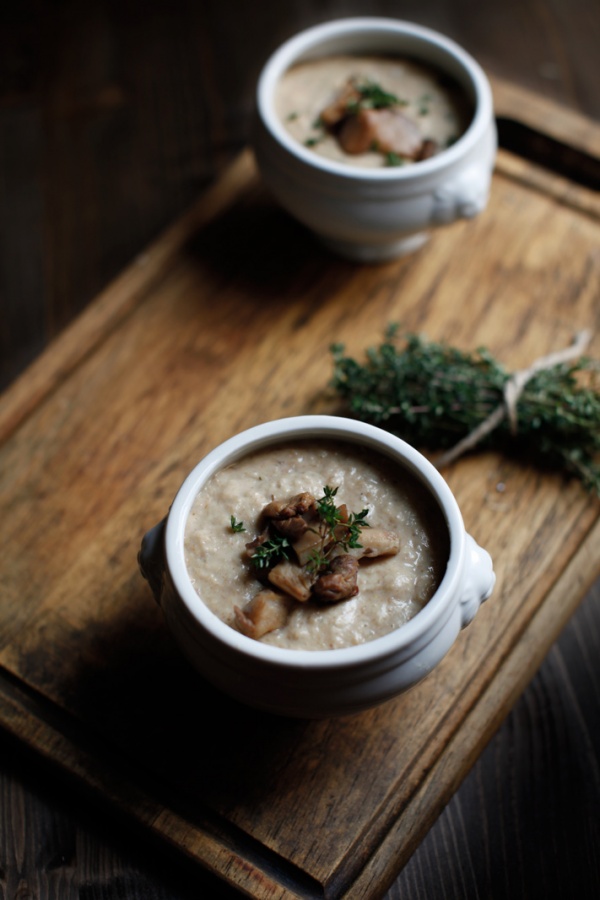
[253,17,496,262]
[139,416,495,718]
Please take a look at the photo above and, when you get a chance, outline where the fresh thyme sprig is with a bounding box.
[346,80,405,113]
[250,534,292,570]
[385,151,406,167]
[306,486,370,572]
[331,328,600,494]
[315,485,341,529]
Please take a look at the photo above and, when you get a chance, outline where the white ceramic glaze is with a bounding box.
[139,416,495,718]
[253,18,497,261]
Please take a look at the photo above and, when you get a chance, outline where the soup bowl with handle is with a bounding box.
[253,17,496,262]
[138,416,495,718]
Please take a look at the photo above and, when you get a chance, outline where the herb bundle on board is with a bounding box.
[330,327,600,494]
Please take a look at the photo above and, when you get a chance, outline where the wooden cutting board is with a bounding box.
[1,77,599,899]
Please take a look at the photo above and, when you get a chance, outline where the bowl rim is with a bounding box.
[164,415,466,669]
[256,16,493,182]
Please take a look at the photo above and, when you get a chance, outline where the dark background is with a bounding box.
[1,1,599,897]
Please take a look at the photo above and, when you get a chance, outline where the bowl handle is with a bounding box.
[138,517,167,605]
[431,165,491,225]
[459,533,496,628]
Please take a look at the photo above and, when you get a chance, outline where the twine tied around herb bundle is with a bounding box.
[434,329,592,469]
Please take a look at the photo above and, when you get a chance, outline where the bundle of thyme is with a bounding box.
[330,327,600,494]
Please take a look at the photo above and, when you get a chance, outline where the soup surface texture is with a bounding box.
[275,55,471,168]
[184,441,448,651]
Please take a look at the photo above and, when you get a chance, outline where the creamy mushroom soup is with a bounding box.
[275,55,471,168]
[184,441,449,651]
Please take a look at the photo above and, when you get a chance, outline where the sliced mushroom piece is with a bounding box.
[327,526,400,560]
[338,107,423,158]
[234,590,290,640]
[355,527,401,558]
[320,80,362,127]
[292,525,327,567]
[268,558,316,601]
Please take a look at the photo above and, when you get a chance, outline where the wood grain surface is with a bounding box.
[2,99,600,897]
[2,2,600,898]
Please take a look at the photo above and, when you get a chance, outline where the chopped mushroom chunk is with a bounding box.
[261,491,317,539]
[293,526,328,567]
[320,81,362,127]
[268,559,316,601]
[261,492,316,521]
[418,138,438,160]
[313,554,360,602]
[234,590,290,639]
[353,527,401,558]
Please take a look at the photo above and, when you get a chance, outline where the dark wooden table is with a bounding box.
[1,2,599,897]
